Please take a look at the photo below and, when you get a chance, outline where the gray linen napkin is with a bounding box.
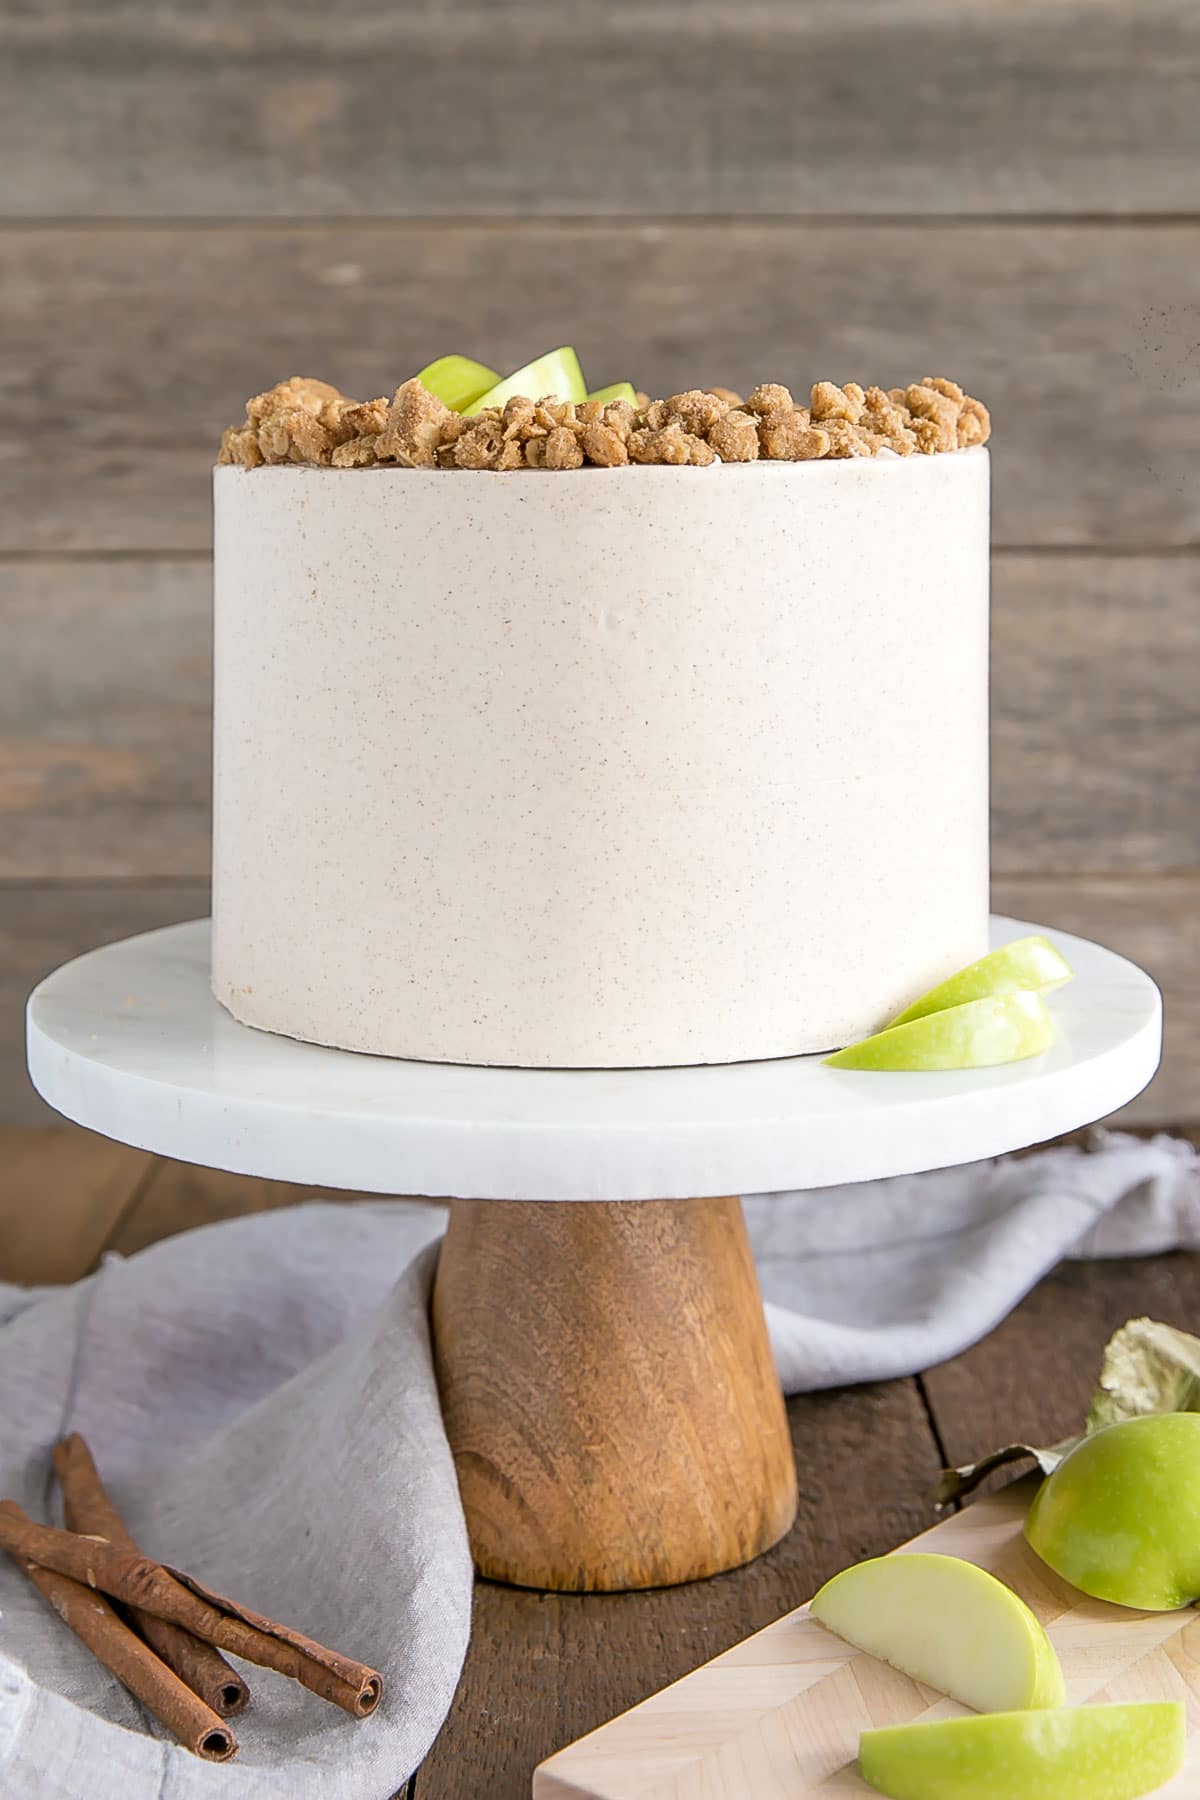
[0,1130,1196,1797]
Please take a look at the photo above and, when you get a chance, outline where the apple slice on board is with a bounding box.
[811,1553,1064,1712]
[1025,1412,1200,1610]
[888,935,1073,1028]
[469,347,587,412]
[859,1704,1185,1800]
[825,991,1054,1071]
[415,355,500,412]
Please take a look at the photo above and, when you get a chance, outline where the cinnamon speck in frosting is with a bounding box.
[218,375,990,470]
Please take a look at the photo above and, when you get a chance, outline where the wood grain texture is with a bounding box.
[416,1374,944,1798]
[3,224,1198,552]
[4,2,1198,219]
[5,555,1196,880]
[0,1124,155,1283]
[533,1473,1200,1799]
[0,883,209,1127]
[432,1196,798,1591]
[994,876,1200,1127]
[992,557,1200,875]
[2,560,211,880]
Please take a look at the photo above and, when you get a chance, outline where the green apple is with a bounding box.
[415,355,500,412]
[1025,1412,1200,1609]
[859,1704,1185,1800]
[825,991,1054,1071]
[586,381,638,406]
[888,935,1073,1028]
[469,346,587,412]
[811,1552,1064,1712]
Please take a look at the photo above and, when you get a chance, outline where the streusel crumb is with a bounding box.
[257,408,334,466]
[452,415,505,470]
[219,373,990,469]
[745,383,795,421]
[218,424,265,469]
[810,381,866,425]
[629,423,715,466]
[956,396,990,449]
[759,410,831,461]
[707,410,760,463]
[581,422,630,466]
[662,390,730,436]
[374,379,453,467]
[245,377,343,425]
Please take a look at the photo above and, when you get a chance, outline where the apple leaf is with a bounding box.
[936,1315,1200,1507]
[1086,1316,1200,1432]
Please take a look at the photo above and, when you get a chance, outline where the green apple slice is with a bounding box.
[825,991,1054,1071]
[888,936,1073,1028]
[469,346,587,412]
[811,1553,1064,1712]
[415,355,500,412]
[586,381,638,406]
[859,1704,1185,1800]
[1025,1412,1200,1610]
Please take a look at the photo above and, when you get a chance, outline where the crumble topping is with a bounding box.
[219,375,990,470]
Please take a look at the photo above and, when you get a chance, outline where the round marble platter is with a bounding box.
[27,916,1160,1201]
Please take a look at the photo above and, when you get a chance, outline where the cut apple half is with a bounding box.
[859,1703,1185,1800]
[469,346,587,412]
[888,935,1073,1029]
[811,1552,1064,1712]
[825,990,1054,1071]
[415,355,500,413]
[1025,1412,1200,1610]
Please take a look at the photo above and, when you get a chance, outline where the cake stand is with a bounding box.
[27,916,1161,1594]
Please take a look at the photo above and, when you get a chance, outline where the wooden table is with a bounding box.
[3,1122,1197,1799]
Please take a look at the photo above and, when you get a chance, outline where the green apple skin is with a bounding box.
[825,991,1054,1072]
[888,935,1072,1028]
[470,346,587,412]
[811,1552,1064,1712]
[1025,1412,1200,1609]
[586,381,638,406]
[414,355,500,412]
[859,1704,1185,1800]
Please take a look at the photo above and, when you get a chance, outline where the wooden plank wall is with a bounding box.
[2,0,1197,1126]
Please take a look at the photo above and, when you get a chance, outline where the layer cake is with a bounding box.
[212,374,990,1068]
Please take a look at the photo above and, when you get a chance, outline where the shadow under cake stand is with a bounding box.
[27,915,1161,1594]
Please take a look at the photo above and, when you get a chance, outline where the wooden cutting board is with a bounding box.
[534,1477,1200,1798]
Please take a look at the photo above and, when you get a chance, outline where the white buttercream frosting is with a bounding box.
[212,454,990,1066]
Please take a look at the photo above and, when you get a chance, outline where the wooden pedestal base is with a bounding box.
[431,1196,798,1592]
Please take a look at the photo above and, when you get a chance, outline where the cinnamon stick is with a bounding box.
[53,1434,250,1719]
[0,1501,382,1718]
[3,1509,236,1762]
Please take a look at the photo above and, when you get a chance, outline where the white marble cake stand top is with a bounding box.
[26,916,1160,1201]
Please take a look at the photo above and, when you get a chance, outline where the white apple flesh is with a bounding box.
[811,1552,1064,1712]
[888,934,1072,1028]
[859,1703,1185,1800]
[469,346,587,412]
[825,991,1054,1071]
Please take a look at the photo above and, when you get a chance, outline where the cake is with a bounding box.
[211,372,990,1068]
